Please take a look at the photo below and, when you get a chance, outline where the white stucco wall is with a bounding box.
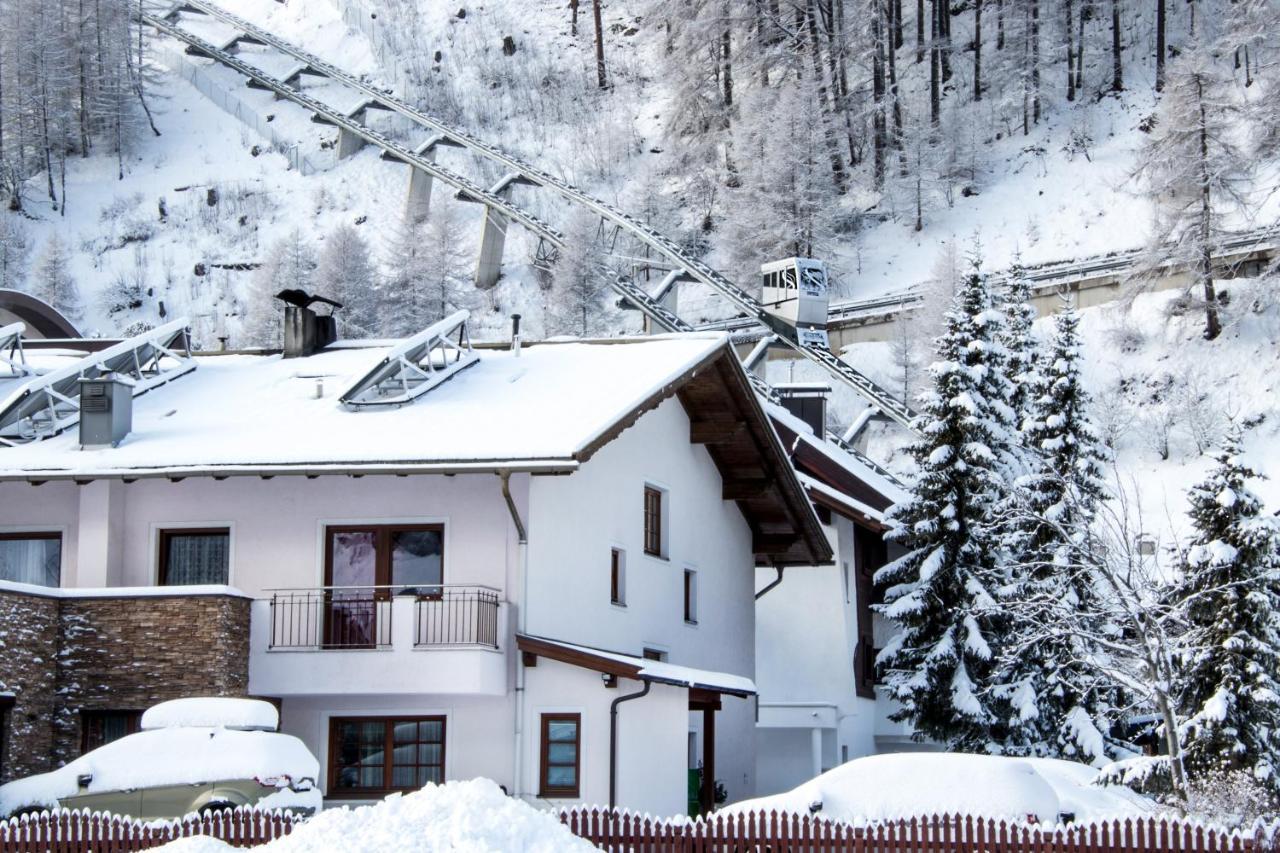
[524,396,759,804]
[0,481,79,583]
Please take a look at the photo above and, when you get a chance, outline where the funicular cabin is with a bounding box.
[760,258,831,347]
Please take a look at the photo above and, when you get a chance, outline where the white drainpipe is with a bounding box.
[500,471,529,798]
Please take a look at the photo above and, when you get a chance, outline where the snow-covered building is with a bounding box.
[0,312,831,817]
[752,390,924,797]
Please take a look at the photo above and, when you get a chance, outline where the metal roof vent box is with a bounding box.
[78,373,136,449]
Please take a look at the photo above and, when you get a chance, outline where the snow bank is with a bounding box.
[719,753,1158,826]
[0,728,318,815]
[141,697,279,732]
[153,779,596,853]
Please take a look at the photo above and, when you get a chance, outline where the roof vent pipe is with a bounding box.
[511,313,522,357]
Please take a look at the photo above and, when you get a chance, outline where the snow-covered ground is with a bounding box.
[152,779,596,853]
[720,753,1158,826]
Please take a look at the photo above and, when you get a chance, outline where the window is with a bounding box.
[643,487,663,557]
[329,717,445,796]
[642,647,667,662]
[683,569,698,624]
[159,528,230,585]
[80,710,142,754]
[0,532,62,587]
[326,525,444,591]
[610,549,625,606]
[539,713,581,798]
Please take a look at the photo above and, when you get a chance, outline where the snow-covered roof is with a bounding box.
[0,579,250,599]
[516,635,756,697]
[0,334,730,479]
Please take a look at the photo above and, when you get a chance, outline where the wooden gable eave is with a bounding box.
[772,417,895,515]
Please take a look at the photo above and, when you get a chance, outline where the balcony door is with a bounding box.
[324,524,443,648]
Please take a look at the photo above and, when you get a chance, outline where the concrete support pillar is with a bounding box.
[810,727,823,779]
[474,186,514,291]
[76,480,125,587]
[336,120,366,160]
[405,151,438,224]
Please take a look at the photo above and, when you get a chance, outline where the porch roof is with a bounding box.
[516,634,756,698]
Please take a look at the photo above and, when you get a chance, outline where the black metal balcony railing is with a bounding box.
[267,585,500,650]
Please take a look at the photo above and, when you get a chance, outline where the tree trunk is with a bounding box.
[973,0,982,102]
[893,0,904,49]
[930,0,941,126]
[721,26,732,108]
[804,0,847,192]
[1110,0,1122,92]
[872,0,888,191]
[916,0,925,63]
[1155,0,1166,92]
[592,0,607,89]
[570,0,579,37]
[1074,2,1086,93]
[938,0,952,83]
[996,0,1004,50]
[1031,0,1041,125]
[1066,0,1075,102]
[1195,74,1221,341]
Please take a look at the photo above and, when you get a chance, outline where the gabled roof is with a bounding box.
[0,332,832,566]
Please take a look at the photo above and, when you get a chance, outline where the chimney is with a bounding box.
[776,382,830,438]
[511,313,522,357]
[78,373,135,449]
[276,289,342,358]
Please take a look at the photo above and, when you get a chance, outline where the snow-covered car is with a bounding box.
[719,753,1159,826]
[0,698,322,820]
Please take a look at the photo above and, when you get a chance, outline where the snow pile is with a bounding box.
[141,697,280,732]
[154,779,597,853]
[719,754,1158,826]
[0,728,319,815]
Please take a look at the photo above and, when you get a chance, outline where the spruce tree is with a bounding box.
[1168,427,1280,793]
[31,234,81,322]
[875,271,1019,751]
[999,260,1039,433]
[997,307,1120,763]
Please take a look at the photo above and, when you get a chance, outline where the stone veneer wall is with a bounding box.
[0,589,251,783]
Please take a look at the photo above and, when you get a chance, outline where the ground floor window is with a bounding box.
[80,710,142,754]
[0,532,62,587]
[539,713,581,798]
[329,716,445,796]
[159,528,230,586]
[0,695,12,781]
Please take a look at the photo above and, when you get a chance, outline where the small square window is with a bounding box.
[0,533,62,587]
[160,528,230,585]
[683,570,698,624]
[642,647,667,662]
[610,549,626,606]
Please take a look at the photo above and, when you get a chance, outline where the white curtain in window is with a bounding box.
[165,534,229,585]
[0,538,61,587]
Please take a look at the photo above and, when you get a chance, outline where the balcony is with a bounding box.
[247,585,507,698]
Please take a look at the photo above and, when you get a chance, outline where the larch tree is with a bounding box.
[0,214,30,290]
[31,232,80,321]
[1132,34,1252,341]
[315,223,379,337]
[417,198,474,327]
[875,271,1020,752]
[546,210,617,338]
[1166,426,1280,794]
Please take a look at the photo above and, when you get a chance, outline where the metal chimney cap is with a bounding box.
[275,289,344,312]
[78,372,137,388]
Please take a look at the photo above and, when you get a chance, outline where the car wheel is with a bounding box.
[198,801,236,816]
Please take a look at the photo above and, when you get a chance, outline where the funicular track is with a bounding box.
[144,2,918,443]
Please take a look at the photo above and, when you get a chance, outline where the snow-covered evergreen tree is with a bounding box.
[1167,426,1280,794]
[997,306,1120,764]
[875,271,1020,751]
[31,233,80,321]
[0,216,30,290]
[999,260,1040,432]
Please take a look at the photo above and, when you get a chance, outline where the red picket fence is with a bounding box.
[0,807,299,852]
[559,809,1280,853]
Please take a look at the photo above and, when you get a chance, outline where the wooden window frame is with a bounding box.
[0,531,63,586]
[610,548,625,606]
[643,487,663,557]
[80,709,142,755]
[683,569,697,625]
[539,713,582,799]
[324,524,446,592]
[327,715,446,798]
[158,527,230,586]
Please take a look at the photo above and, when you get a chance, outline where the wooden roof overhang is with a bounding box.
[516,635,754,700]
[574,342,832,568]
[772,418,896,520]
